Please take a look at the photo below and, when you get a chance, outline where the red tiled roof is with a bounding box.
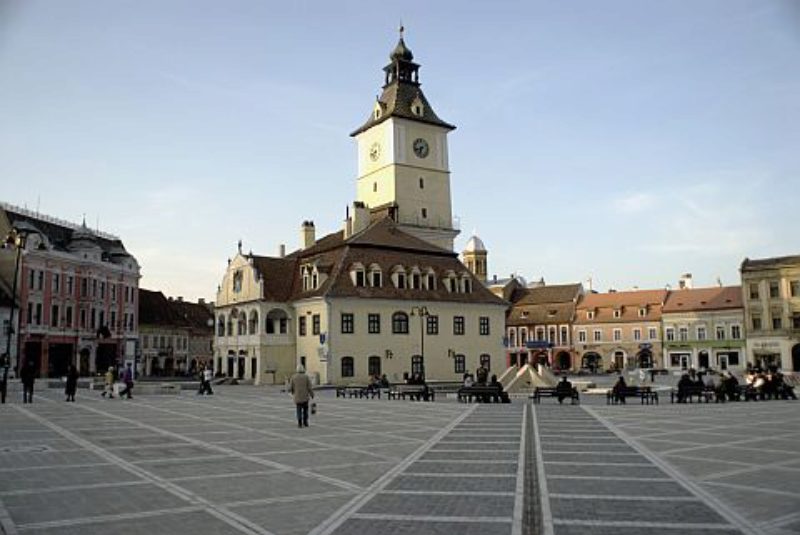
[575,289,667,324]
[663,286,743,313]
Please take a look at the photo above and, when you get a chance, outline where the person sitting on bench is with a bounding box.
[612,375,628,404]
[676,373,693,403]
[556,375,573,405]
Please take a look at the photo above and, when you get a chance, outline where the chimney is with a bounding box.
[301,221,315,249]
[678,273,693,290]
[177,296,183,302]
[352,201,369,236]
[198,298,205,305]
[279,244,285,258]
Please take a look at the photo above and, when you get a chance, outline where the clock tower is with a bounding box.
[351,29,459,251]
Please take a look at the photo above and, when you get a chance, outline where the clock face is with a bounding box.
[369,142,381,161]
[412,138,429,158]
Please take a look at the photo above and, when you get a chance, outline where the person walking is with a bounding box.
[119,363,134,399]
[20,360,35,404]
[101,366,115,398]
[64,363,79,402]
[200,366,214,395]
[289,365,314,428]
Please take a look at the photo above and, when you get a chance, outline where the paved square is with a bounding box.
[0,386,798,534]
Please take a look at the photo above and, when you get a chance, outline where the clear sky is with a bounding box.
[1,0,798,301]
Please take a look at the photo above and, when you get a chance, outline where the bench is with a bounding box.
[335,385,381,399]
[457,385,509,403]
[608,386,658,405]
[670,384,713,403]
[532,386,580,405]
[387,384,434,401]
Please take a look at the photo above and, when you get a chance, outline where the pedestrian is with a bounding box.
[201,366,214,395]
[556,375,573,404]
[196,365,206,395]
[20,360,36,404]
[64,363,79,402]
[288,365,314,428]
[119,363,134,399]
[101,366,115,398]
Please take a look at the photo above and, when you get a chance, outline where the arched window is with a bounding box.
[341,356,354,378]
[368,356,381,376]
[217,315,225,337]
[392,312,409,334]
[238,317,246,335]
[248,310,258,335]
[508,328,517,348]
[480,354,491,371]
[520,328,528,346]
[462,275,472,293]
[226,317,233,337]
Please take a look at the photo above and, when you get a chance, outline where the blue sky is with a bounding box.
[1,0,798,300]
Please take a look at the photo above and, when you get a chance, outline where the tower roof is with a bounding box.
[463,235,486,253]
[351,31,455,136]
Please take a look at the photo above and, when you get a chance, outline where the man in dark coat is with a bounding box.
[20,360,36,404]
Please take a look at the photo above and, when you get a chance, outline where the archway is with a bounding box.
[637,349,653,369]
[555,351,571,371]
[793,344,800,372]
[581,352,602,374]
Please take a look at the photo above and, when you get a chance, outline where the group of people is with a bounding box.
[462,365,511,403]
[674,367,797,402]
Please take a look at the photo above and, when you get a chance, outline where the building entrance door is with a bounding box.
[680,354,690,370]
[792,344,800,372]
[698,350,709,370]
[719,354,729,370]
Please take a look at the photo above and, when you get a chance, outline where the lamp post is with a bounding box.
[2,229,27,404]
[410,306,429,380]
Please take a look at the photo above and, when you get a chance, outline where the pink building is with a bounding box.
[1,203,140,377]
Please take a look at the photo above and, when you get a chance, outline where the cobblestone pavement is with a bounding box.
[0,387,797,534]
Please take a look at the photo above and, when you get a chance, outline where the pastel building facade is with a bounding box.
[741,255,800,371]
[661,286,745,372]
[573,289,667,371]
[1,203,140,377]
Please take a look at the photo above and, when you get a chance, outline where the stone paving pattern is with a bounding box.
[0,385,797,534]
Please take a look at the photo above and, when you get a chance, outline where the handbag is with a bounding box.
[310,402,317,415]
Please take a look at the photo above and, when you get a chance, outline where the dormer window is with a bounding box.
[425,270,436,290]
[613,309,622,319]
[373,101,383,119]
[587,310,595,320]
[370,265,382,287]
[350,263,366,288]
[411,96,424,117]
[412,272,421,290]
[301,265,319,291]
[392,266,407,289]
[462,275,472,293]
[638,307,647,317]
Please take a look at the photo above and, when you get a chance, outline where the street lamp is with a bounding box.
[2,229,27,404]
[410,306,430,380]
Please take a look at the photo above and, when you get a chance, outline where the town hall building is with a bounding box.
[213,31,507,385]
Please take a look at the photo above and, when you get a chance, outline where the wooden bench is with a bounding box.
[335,385,381,399]
[387,384,434,401]
[670,384,713,403]
[607,386,658,405]
[457,385,508,403]
[532,386,580,405]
